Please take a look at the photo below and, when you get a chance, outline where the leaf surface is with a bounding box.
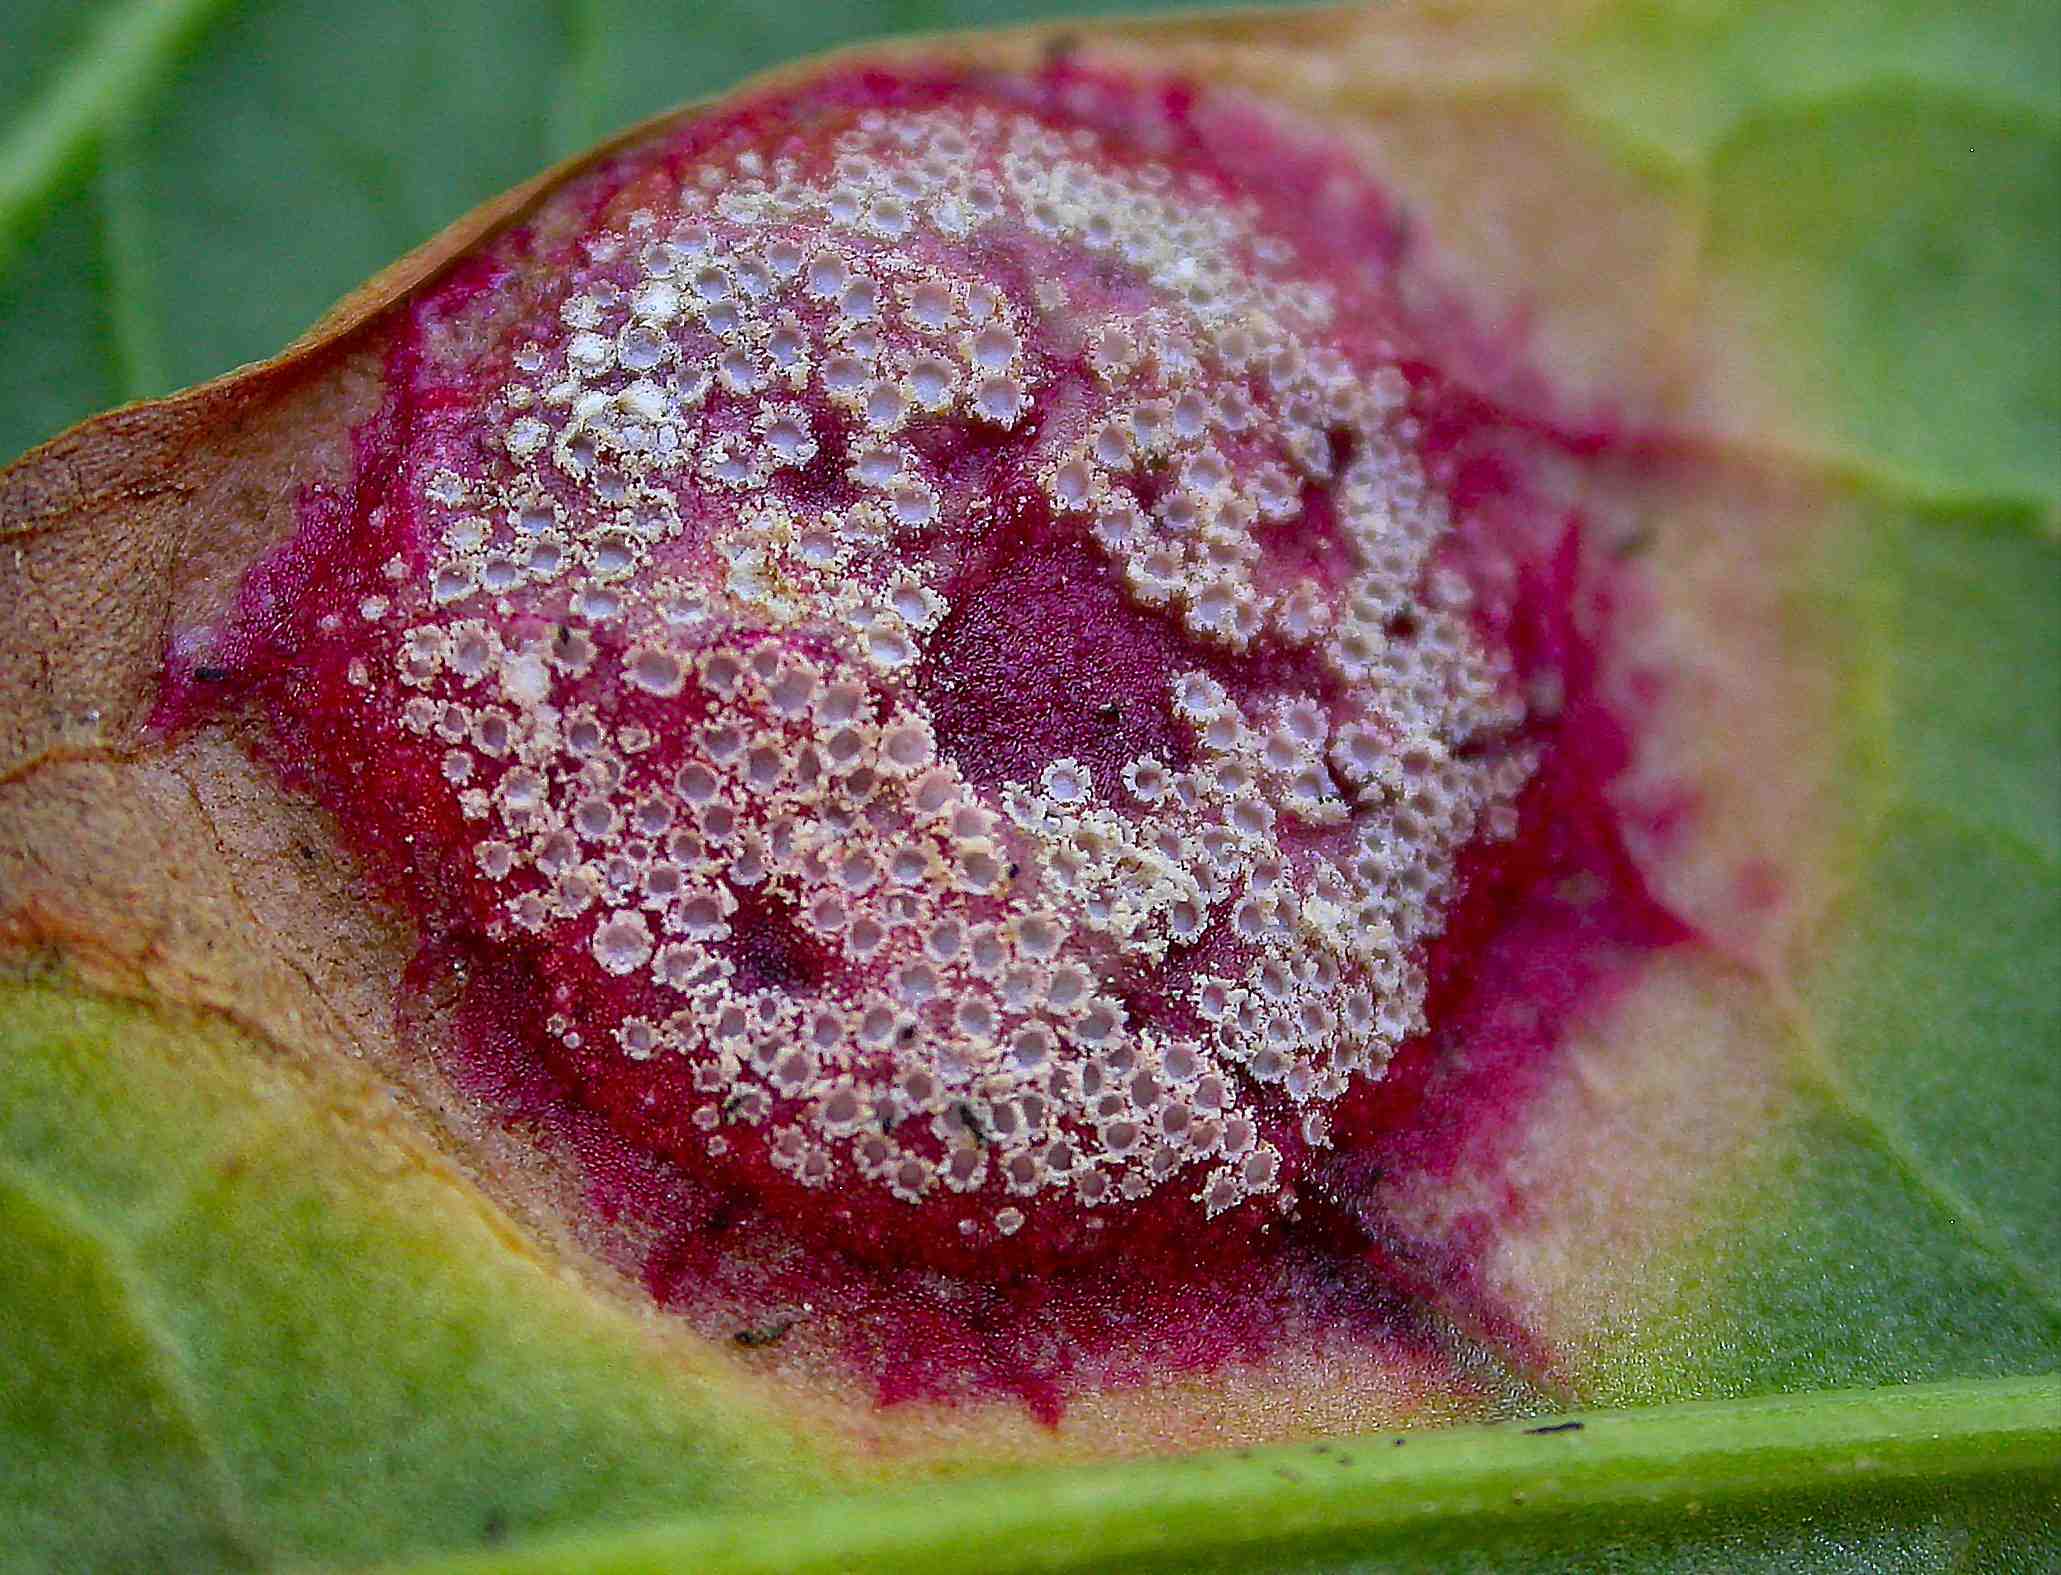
[0,2,2055,1571]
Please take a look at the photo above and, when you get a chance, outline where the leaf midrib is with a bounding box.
[370,1377,2061,1575]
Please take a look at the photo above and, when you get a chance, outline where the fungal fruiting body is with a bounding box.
[163,62,1683,1411]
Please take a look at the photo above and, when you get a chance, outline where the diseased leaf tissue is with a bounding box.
[1,3,2055,1571]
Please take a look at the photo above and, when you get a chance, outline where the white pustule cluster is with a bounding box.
[368,102,1532,1236]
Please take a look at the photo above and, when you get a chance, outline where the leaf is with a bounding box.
[1556,0,2061,507]
[0,978,828,1571]
[371,1379,2061,1574]
[0,0,1318,464]
[1800,511,2061,1301]
[2,2,2057,1571]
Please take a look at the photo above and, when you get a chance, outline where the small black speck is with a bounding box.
[193,666,231,683]
[1095,701,1122,724]
[1523,1420,1585,1436]
[482,1509,508,1545]
[1392,1436,1407,1447]
[1006,861,1021,880]
[733,1316,797,1349]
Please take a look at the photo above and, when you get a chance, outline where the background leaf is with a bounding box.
[1,1,2055,1570]
[0,0,1304,465]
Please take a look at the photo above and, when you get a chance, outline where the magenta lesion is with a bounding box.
[150,56,1697,1417]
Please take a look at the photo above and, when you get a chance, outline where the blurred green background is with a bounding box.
[5,1,2055,503]
[0,0,1305,467]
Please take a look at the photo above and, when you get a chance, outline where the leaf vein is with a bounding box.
[0,1153,264,1563]
[369,1377,2061,1575]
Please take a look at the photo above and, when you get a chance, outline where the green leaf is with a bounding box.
[2,1,2056,1571]
[6,959,2052,1574]
[375,1379,2061,1574]
[1696,506,2061,1399]
[1701,99,2060,510]
[1558,0,2061,169]
[1560,2,2061,510]
[0,0,237,273]
[0,979,824,1571]
[1794,509,2061,1303]
[0,1164,257,1572]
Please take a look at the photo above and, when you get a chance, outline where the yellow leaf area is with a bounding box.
[0,3,1906,1482]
